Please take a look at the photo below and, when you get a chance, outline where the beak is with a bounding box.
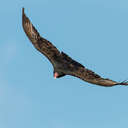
[54,72,58,79]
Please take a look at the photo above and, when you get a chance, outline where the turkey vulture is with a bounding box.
[22,8,128,87]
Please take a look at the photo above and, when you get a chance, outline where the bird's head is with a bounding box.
[53,71,66,79]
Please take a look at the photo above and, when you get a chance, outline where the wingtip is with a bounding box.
[115,79,128,86]
[22,7,27,27]
[120,82,128,86]
[22,7,25,14]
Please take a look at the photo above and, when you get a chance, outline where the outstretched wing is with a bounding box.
[61,52,128,87]
[70,67,128,87]
[22,8,60,66]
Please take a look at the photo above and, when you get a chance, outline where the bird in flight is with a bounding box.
[22,8,128,87]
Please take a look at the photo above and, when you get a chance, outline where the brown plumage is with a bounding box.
[22,8,128,87]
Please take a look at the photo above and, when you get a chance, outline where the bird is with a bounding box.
[22,8,128,87]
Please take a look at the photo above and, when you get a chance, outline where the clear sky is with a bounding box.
[1,0,128,128]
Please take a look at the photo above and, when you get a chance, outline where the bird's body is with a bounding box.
[22,8,128,87]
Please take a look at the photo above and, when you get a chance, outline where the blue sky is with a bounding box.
[1,0,128,128]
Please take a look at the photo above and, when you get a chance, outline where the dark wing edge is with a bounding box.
[68,66,128,87]
[22,8,60,66]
